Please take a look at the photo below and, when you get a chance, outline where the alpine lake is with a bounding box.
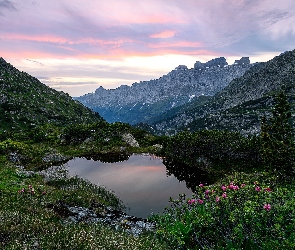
[64,153,212,218]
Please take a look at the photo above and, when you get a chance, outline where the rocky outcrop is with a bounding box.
[122,133,139,147]
[194,57,228,69]
[234,57,250,65]
[76,57,253,124]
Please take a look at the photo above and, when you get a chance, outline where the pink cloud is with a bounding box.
[1,0,295,63]
[150,30,176,39]
[148,41,203,49]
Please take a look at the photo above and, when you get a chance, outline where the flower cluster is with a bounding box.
[17,184,46,195]
[188,181,273,211]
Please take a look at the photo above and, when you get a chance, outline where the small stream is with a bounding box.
[65,154,193,218]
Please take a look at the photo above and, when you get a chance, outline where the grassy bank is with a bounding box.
[0,157,168,249]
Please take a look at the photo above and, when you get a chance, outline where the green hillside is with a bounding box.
[0,57,103,132]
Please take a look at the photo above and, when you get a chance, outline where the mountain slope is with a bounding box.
[151,50,295,135]
[0,57,103,131]
[76,57,253,124]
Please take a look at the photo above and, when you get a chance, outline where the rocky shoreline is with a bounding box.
[15,160,156,237]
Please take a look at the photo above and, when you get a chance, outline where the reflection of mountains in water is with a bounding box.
[163,158,215,192]
[83,153,131,163]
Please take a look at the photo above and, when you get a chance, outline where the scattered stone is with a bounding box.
[15,165,36,177]
[42,149,69,163]
[38,165,69,182]
[55,201,156,236]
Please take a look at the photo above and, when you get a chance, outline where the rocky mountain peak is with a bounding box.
[194,57,228,69]
[174,65,189,71]
[77,56,254,124]
[234,57,250,65]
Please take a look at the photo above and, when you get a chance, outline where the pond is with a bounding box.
[66,154,194,218]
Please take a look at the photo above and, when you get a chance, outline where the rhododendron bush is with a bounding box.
[152,174,295,249]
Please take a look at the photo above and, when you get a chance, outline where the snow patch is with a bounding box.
[188,95,195,102]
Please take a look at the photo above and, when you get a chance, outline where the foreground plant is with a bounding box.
[152,174,295,249]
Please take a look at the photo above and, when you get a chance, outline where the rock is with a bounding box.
[122,133,139,147]
[42,151,68,163]
[57,201,155,236]
[175,65,188,70]
[234,57,250,65]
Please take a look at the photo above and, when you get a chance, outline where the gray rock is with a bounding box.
[122,133,139,147]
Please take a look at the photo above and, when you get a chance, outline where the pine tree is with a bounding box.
[260,91,295,173]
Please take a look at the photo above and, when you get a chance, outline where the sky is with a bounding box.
[1,0,295,97]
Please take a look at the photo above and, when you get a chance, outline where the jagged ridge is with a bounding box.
[76,57,253,124]
[151,50,295,135]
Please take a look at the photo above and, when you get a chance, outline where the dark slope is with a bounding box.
[0,57,103,131]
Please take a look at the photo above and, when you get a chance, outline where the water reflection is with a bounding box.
[66,154,192,218]
[82,152,131,163]
[163,158,215,192]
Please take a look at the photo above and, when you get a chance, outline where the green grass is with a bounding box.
[0,160,168,249]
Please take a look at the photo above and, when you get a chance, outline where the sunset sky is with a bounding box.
[1,0,295,96]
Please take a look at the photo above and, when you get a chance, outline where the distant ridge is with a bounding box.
[76,57,253,124]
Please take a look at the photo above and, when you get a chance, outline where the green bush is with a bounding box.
[152,174,295,249]
[161,130,261,171]
[0,139,28,154]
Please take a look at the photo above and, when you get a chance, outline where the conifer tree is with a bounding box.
[260,91,295,173]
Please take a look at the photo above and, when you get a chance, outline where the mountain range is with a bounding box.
[1,49,294,137]
[77,51,295,135]
[76,57,253,125]
[151,50,295,135]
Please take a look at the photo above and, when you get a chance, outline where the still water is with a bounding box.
[66,154,193,218]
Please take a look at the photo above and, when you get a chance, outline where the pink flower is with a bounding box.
[263,204,271,211]
[28,185,32,189]
[222,193,227,198]
[188,199,196,205]
[42,191,46,195]
[18,188,25,193]
[31,188,35,194]
[264,187,272,192]
[216,196,220,202]
[241,184,246,188]
[205,195,209,199]
[229,183,234,189]
[199,184,204,187]
[221,185,227,191]
[205,189,210,195]
[197,199,204,204]
[255,186,261,192]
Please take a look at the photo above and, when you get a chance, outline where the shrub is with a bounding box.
[152,174,295,249]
